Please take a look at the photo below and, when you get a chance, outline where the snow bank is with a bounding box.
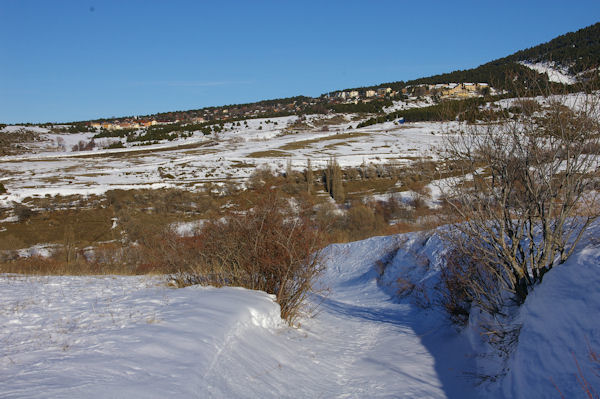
[365,223,600,399]
[2,125,50,134]
[319,234,478,398]
[0,277,283,398]
[498,241,600,398]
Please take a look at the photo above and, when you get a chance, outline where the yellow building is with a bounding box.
[441,83,487,98]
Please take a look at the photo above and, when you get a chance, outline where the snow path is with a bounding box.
[0,235,477,398]
[309,235,476,398]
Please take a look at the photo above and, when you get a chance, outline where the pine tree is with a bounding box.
[332,159,344,202]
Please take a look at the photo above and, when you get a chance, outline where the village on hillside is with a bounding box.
[87,82,496,131]
[328,82,495,102]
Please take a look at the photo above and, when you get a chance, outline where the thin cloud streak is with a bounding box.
[130,80,255,88]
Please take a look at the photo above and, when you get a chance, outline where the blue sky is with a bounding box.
[1,1,599,123]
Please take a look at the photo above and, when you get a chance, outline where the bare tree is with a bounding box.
[440,92,600,307]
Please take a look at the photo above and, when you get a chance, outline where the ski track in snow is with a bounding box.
[0,234,478,398]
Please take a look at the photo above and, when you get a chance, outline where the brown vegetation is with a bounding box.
[0,129,41,155]
[148,187,325,324]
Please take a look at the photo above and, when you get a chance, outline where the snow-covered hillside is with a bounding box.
[2,222,598,398]
[0,116,449,205]
[519,61,577,84]
[380,226,600,398]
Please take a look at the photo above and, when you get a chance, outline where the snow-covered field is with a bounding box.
[0,116,449,205]
[2,223,599,398]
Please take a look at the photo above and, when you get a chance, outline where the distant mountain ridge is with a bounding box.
[73,22,600,125]
[354,22,600,93]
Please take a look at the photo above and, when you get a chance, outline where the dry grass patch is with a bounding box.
[279,132,369,151]
[323,132,369,141]
[0,207,115,251]
[230,160,256,168]
[323,142,352,150]
[247,149,291,158]
[77,140,215,159]
[39,175,64,184]
[311,115,348,127]
[344,179,400,199]
[279,138,325,151]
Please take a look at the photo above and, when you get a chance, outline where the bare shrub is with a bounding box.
[72,139,96,151]
[513,98,541,116]
[440,92,600,306]
[0,249,18,263]
[324,156,344,202]
[247,164,278,190]
[396,277,416,296]
[163,187,325,324]
[375,196,403,222]
[344,202,386,241]
[581,141,600,155]
[92,242,141,274]
[314,201,343,232]
[438,241,507,326]
[553,346,600,399]
[408,188,431,215]
[14,203,34,222]
[2,249,107,275]
[0,238,154,275]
